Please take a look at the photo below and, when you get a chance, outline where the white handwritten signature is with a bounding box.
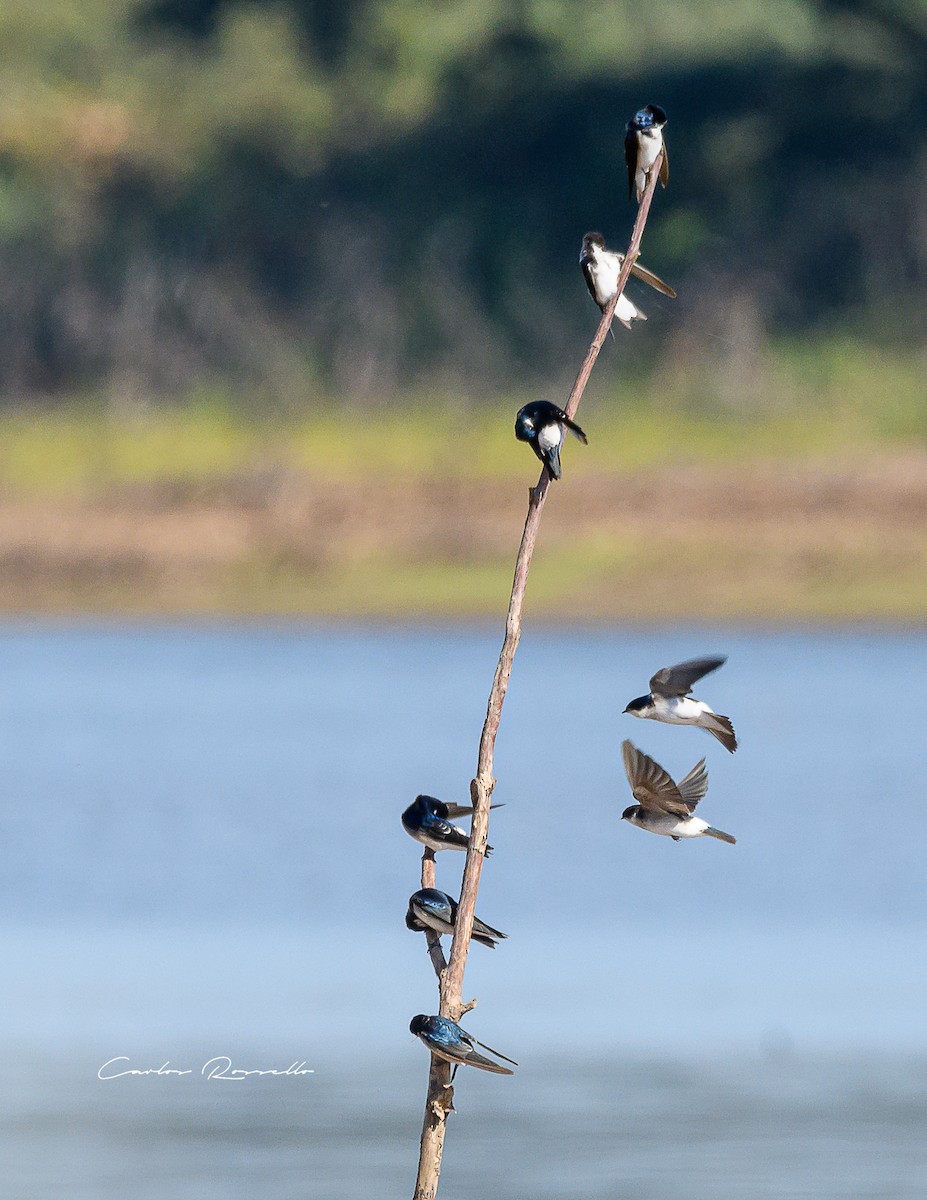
[98,1056,314,1081]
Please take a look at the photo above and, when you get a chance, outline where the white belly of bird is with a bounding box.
[638,129,663,173]
[654,696,712,725]
[615,293,643,323]
[591,252,621,304]
[537,423,563,453]
[647,813,710,839]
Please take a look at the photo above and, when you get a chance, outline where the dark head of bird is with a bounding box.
[621,804,639,821]
[415,794,449,817]
[514,408,537,443]
[409,1014,430,1036]
[623,694,651,714]
[581,231,606,254]
[636,104,667,128]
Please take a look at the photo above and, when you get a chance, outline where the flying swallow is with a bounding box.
[580,232,676,334]
[515,401,587,481]
[620,739,736,844]
[406,888,507,949]
[410,1014,517,1075]
[401,794,495,854]
[624,104,669,202]
[623,655,737,753]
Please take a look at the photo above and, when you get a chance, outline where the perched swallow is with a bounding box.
[580,232,676,334]
[624,104,669,202]
[406,888,507,949]
[621,739,736,844]
[515,401,588,481]
[410,1014,517,1075]
[623,655,737,752]
[401,794,494,854]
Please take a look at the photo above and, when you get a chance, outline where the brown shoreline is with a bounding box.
[2,454,927,619]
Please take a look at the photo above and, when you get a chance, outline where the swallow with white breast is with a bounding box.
[620,739,736,844]
[410,1014,517,1075]
[624,104,669,202]
[623,655,737,753]
[401,794,496,854]
[514,401,587,481]
[406,888,507,949]
[580,231,676,333]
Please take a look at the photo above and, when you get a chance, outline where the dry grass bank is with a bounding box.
[3,449,927,621]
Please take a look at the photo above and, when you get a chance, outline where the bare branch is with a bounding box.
[412,151,666,1200]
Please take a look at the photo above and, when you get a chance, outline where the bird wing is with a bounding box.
[649,655,726,697]
[444,803,473,818]
[405,906,426,932]
[564,416,588,444]
[580,255,602,308]
[444,801,504,818]
[417,892,454,923]
[624,126,638,199]
[460,1048,515,1074]
[544,403,588,445]
[427,815,470,846]
[630,261,677,298]
[473,914,507,942]
[621,740,689,817]
[659,143,669,188]
[675,758,709,812]
[470,1034,518,1069]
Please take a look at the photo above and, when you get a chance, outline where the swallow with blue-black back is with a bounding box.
[623,655,737,752]
[410,1014,517,1075]
[624,104,669,202]
[406,888,507,949]
[401,794,498,854]
[580,232,676,336]
[621,739,736,844]
[515,401,587,481]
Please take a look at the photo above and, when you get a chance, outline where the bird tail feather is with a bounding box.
[705,713,738,753]
[545,445,562,480]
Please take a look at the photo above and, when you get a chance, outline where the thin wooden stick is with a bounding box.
[412,153,665,1200]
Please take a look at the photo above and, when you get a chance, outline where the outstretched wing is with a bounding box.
[621,740,689,817]
[649,655,726,698]
[630,261,677,298]
[675,758,709,812]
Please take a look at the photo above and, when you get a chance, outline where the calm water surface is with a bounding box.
[0,624,924,1198]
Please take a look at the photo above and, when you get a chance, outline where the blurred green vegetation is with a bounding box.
[2,358,926,621]
[1,0,927,403]
[0,335,923,494]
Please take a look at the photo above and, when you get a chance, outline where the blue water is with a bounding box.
[1,624,925,1198]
